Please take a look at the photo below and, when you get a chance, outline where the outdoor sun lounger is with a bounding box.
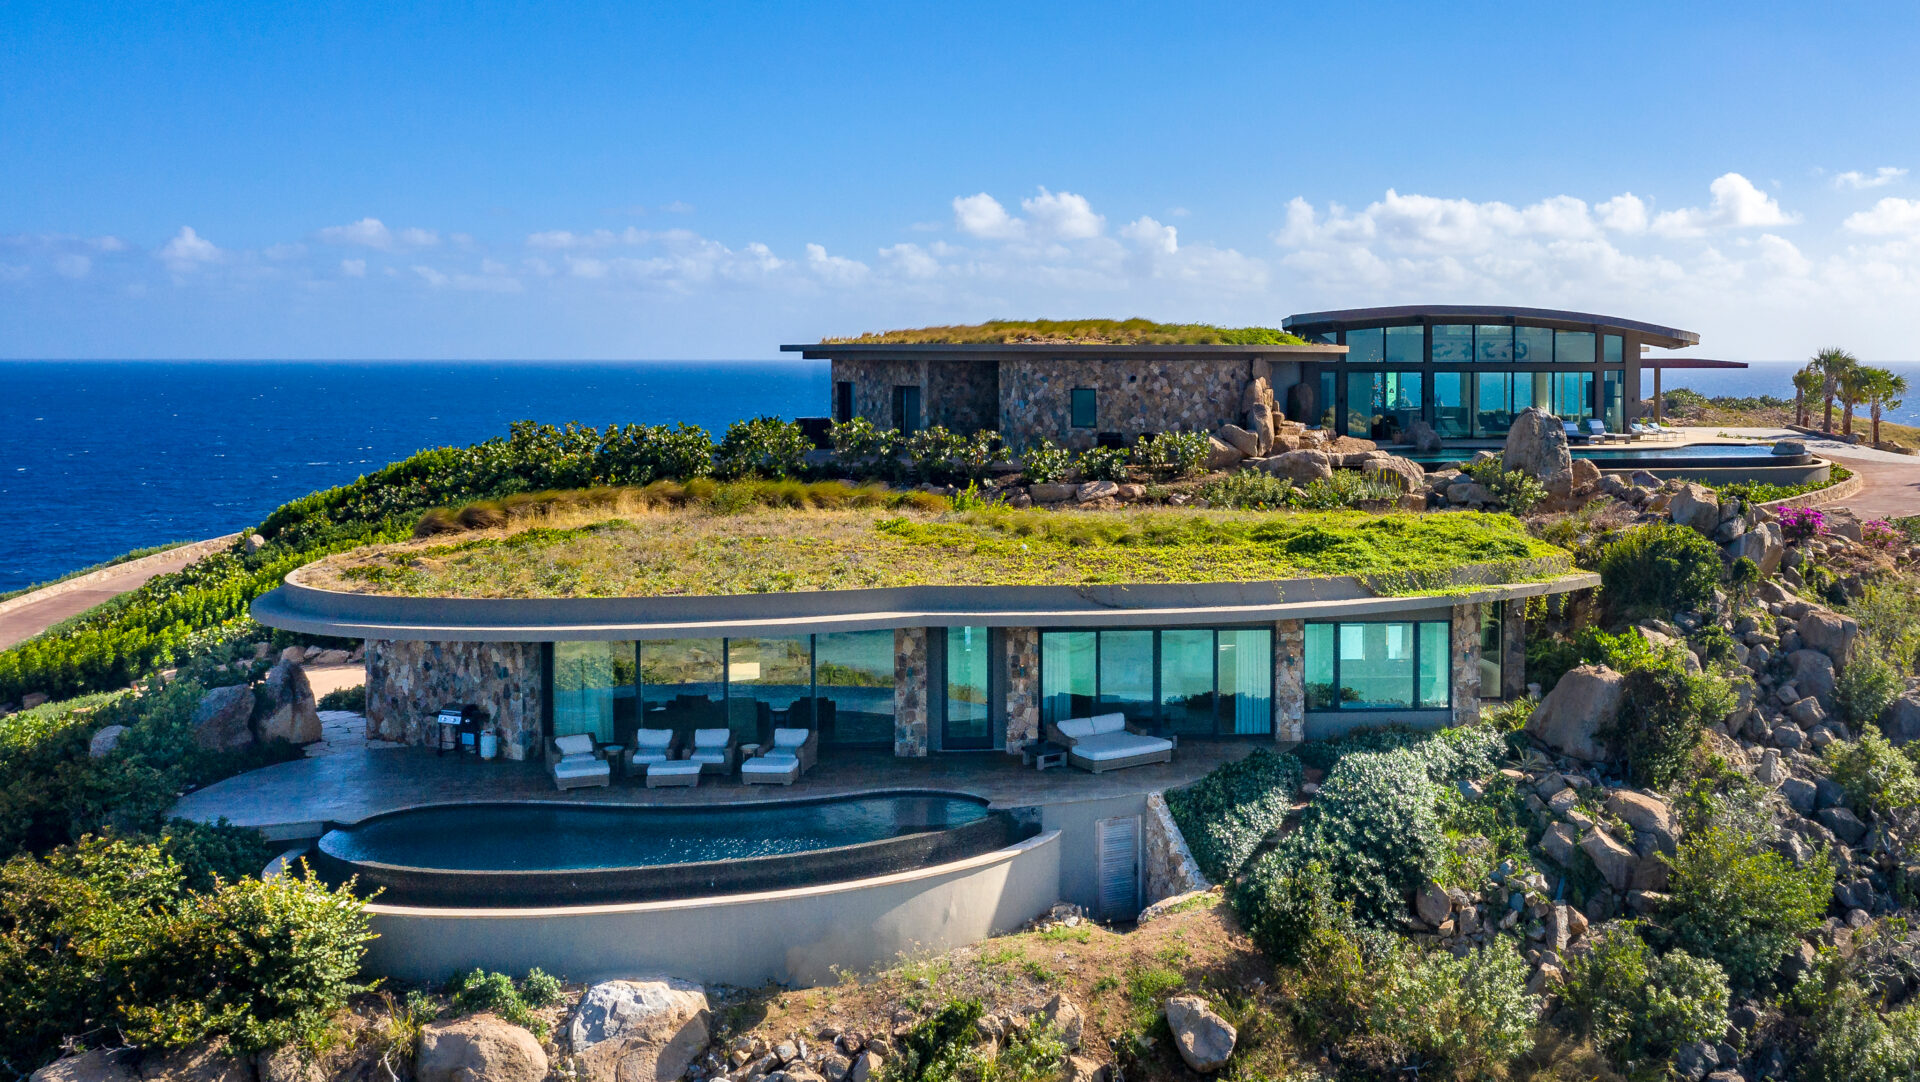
[686,727,737,775]
[645,760,702,788]
[549,732,611,790]
[740,726,817,785]
[1562,421,1589,443]
[627,727,677,770]
[1044,712,1174,773]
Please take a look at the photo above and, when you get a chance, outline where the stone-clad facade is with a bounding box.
[364,639,544,761]
[893,627,929,757]
[1002,627,1040,751]
[1451,603,1485,724]
[1272,619,1305,744]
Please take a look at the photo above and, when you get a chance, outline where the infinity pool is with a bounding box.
[1402,442,1813,469]
[312,793,1027,907]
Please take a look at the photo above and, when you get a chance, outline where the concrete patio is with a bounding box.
[173,740,1265,841]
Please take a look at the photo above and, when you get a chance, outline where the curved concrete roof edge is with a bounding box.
[252,567,1598,642]
[1281,304,1699,348]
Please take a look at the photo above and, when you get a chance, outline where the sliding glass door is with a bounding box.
[941,626,993,750]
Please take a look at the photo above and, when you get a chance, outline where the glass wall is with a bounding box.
[1385,325,1423,366]
[1553,371,1593,420]
[940,626,992,750]
[1303,620,1451,712]
[640,638,725,730]
[1347,370,1380,438]
[815,630,896,747]
[1521,371,1552,413]
[1041,627,1272,736]
[1433,371,1470,438]
[1602,370,1625,434]
[1555,330,1595,365]
[1345,327,1384,365]
[1515,326,1553,365]
[1475,325,1513,363]
[1478,606,1503,695]
[552,641,636,743]
[1473,372,1513,437]
[1317,370,1337,430]
[1603,334,1624,367]
[1430,325,1473,363]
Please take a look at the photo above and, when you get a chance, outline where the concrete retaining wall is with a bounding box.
[359,830,1062,987]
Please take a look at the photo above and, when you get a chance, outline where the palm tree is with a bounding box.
[1812,347,1857,433]
[1863,367,1909,447]
[1837,362,1873,438]
[1791,364,1824,428]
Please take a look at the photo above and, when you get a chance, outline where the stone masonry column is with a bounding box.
[1451,603,1483,724]
[1272,620,1305,744]
[893,627,929,757]
[1502,599,1528,700]
[1002,627,1040,753]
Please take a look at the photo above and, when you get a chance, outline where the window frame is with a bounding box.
[1069,387,1099,429]
[1303,619,1453,713]
[1037,626,1274,737]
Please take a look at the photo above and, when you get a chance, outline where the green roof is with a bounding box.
[822,319,1308,346]
[302,507,1572,600]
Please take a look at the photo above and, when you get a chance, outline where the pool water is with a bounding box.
[1400,442,1803,466]
[319,794,992,872]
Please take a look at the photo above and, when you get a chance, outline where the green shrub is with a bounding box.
[1018,441,1071,485]
[1596,523,1723,617]
[1822,729,1920,819]
[316,684,367,712]
[1836,644,1904,727]
[715,417,812,480]
[1232,853,1343,965]
[1130,431,1210,480]
[1163,749,1302,881]
[1364,943,1538,1077]
[157,818,277,892]
[904,427,967,484]
[1790,941,1920,1082]
[1462,458,1548,514]
[1662,823,1834,993]
[882,998,985,1082]
[1281,748,1443,927]
[0,838,372,1067]
[1293,722,1504,786]
[1609,661,1734,788]
[828,418,904,481]
[1074,446,1130,482]
[1563,925,1729,1071]
[446,967,566,1036]
[1688,624,1741,666]
[1287,471,1402,511]
[1195,470,1292,510]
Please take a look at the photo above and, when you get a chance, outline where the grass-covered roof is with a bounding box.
[301,506,1573,600]
[821,318,1308,346]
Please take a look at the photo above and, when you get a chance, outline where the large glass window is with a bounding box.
[728,637,812,738]
[1384,371,1422,441]
[1521,371,1552,414]
[941,626,992,750]
[1430,325,1474,363]
[1602,370,1625,434]
[552,641,635,744]
[1603,334,1624,367]
[1555,330,1595,366]
[1433,372,1470,438]
[1346,370,1381,438]
[1317,370,1337,430]
[1042,628,1272,735]
[1344,327,1384,365]
[1478,606,1504,696]
[1304,621,1451,712]
[815,630,895,748]
[892,385,921,433]
[641,638,726,730]
[1385,325,1423,366]
[1514,325,1553,365]
[1475,325,1513,363]
[1553,371,1593,419]
[1474,372,1513,437]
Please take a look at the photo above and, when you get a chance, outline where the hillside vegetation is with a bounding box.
[821,319,1309,346]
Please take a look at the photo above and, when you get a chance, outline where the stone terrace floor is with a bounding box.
[173,740,1267,841]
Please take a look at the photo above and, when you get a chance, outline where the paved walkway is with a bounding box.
[172,741,1261,840]
[1700,426,1920,519]
[0,535,238,650]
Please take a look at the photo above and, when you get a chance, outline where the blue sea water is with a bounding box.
[1,360,827,592]
[4,358,1916,593]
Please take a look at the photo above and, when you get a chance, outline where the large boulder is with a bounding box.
[89,724,129,759]
[1788,650,1838,705]
[1884,694,1920,745]
[570,978,711,1082]
[191,683,257,751]
[1580,829,1637,893]
[1501,407,1572,479]
[1028,482,1076,504]
[1246,402,1277,453]
[1525,666,1625,762]
[29,1050,137,1082]
[1258,449,1333,484]
[1362,455,1425,494]
[1239,375,1274,416]
[1728,521,1785,576]
[417,1015,549,1082]
[254,660,321,745]
[1215,424,1262,460]
[1799,610,1861,668]
[29,1046,252,1082]
[1404,419,1443,455]
[1605,790,1678,853]
[1165,995,1236,1073]
[1040,993,1086,1051]
[1668,484,1721,536]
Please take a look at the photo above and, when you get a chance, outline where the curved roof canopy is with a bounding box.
[1282,305,1699,350]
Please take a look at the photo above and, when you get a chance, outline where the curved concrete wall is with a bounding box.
[358,830,1062,987]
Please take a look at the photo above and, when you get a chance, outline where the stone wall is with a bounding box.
[364,640,545,761]
[1002,627,1040,753]
[831,358,926,429]
[1142,791,1212,903]
[1451,603,1484,723]
[999,357,1255,451]
[1273,619,1305,744]
[925,360,999,433]
[893,627,929,757]
[1501,599,1528,700]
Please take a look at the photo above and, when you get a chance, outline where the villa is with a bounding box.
[785,306,1747,448]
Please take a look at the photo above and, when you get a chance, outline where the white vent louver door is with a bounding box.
[1096,815,1141,920]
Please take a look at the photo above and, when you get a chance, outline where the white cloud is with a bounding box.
[1834,166,1907,190]
[340,259,366,277]
[158,226,220,273]
[1021,188,1104,240]
[1120,216,1178,255]
[953,193,1022,239]
[1648,172,1796,237]
[1843,197,1920,237]
[318,218,439,249]
[805,243,869,284]
[411,265,447,286]
[1596,193,1648,233]
[880,243,940,279]
[53,253,90,279]
[398,227,440,247]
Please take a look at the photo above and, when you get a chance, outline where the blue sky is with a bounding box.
[4,1,1919,360]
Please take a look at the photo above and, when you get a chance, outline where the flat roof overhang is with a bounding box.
[252,566,1595,642]
[778,342,1347,362]
[1642,358,1750,370]
[1281,305,1699,350]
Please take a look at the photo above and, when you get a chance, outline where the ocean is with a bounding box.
[4,358,1916,593]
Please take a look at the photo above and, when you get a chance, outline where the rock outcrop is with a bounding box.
[191,684,256,751]
[570,978,711,1082]
[254,660,321,745]
[1165,995,1236,1073]
[417,1015,549,1082]
[1525,665,1624,762]
[1501,407,1572,479]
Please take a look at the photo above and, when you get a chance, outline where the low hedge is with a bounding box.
[1164,749,1303,882]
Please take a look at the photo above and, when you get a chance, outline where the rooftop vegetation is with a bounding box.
[305,500,1574,599]
[821,318,1309,346]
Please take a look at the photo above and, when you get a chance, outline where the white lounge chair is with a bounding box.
[549,732,610,790]
[741,727,817,786]
[627,727,677,771]
[1045,712,1174,773]
[686,727,737,775]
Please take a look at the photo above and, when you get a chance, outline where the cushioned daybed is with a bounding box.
[741,727,817,786]
[549,733,611,790]
[1045,713,1174,773]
